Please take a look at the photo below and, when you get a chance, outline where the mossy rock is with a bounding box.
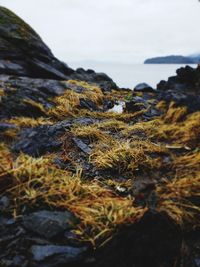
[0,6,42,41]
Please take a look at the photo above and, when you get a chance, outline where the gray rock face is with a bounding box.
[31,245,86,262]
[23,210,77,239]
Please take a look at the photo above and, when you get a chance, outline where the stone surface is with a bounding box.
[23,210,77,239]
[31,245,86,262]
[134,83,155,93]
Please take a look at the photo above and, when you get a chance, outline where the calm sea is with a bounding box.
[69,62,197,89]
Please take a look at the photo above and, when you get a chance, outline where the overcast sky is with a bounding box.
[1,0,200,63]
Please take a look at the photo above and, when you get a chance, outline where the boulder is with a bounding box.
[23,210,77,239]
[134,83,155,93]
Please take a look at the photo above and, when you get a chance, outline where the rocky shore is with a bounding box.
[1,6,200,267]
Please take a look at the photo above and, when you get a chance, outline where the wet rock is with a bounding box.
[12,120,72,156]
[13,117,97,157]
[23,210,77,239]
[134,83,155,93]
[30,245,87,266]
[72,137,92,154]
[79,98,98,111]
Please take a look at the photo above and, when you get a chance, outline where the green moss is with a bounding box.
[0,6,41,40]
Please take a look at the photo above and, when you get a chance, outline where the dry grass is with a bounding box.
[0,152,146,247]
[90,140,169,173]
[97,119,128,132]
[0,143,13,175]
[48,90,82,119]
[48,82,104,119]
[121,108,200,148]
[78,109,146,122]
[66,80,104,104]
[163,102,188,123]
[157,173,200,225]
[4,117,53,127]
[0,127,19,140]
[71,124,111,143]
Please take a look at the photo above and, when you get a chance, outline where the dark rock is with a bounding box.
[0,122,17,131]
[0,75,68,119]
[134,83,155,93]
[12,120,72,156]
[23,210,77,239]
[79,98,98,111]
[13,117,97,157]
[125,96,148,113]
[72,137,92,154]
[0,6,74,80]
[0,196,10,210]
[157,65,199,91]
[157,90,200,113]
[96,210,182,267]
[31,245,87,264]
[103,100,114,110]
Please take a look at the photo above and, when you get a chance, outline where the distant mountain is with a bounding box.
[144,55,200,64]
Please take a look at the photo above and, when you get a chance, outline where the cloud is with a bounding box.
[1,0,200,63]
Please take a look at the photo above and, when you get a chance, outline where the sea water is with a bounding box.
[69,62,197,89]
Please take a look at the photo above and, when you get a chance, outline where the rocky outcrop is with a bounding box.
[156,65,200,112]
[0,6,117,91]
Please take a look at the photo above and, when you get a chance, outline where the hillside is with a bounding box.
[1,6,200,267]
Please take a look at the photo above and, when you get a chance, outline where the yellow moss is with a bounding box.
[122,109,200,147]
[66,80,104,104]
[0,127,19,140]
[156,100,167,111]
[163,102,188,123]
[1,153,146,247]
[48,90,81,119]
[4,117,53,127]
[0,143,13,175]
[23,99,47,114]
[78,109,146,122]
[157,173,200,224]
[97,119,128,132]
[90,140,169,173]
[71,124,111,143]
